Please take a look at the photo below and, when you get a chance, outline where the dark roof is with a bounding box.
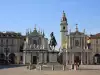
[0,31,22,37]
[90,33,100,39]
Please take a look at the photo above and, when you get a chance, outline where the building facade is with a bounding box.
[90,33,100,64]
[60,11,93,65]
[23,27,49,64]
[1,11,100,65]
[0,31,25,64]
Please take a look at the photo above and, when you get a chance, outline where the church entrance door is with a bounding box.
[74,56,80,64]
[33,56,37,64]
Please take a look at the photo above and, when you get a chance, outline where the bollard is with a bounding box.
[63,65,66,71]
[40,65,42,70]
[29,65,31,70]
[71,64,74,70]
[52,65,54,71]
[27,65,29,69]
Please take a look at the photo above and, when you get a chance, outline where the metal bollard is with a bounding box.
[63,65,66,71]
[40,65,42,70]
[52,65,54,71]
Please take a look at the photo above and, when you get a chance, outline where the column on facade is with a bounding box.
[88,52,90,64]
[71,37,73,48]
[69,53,71,64]
[16,54,20,64]
[81,37,82,48]
[83,32,86,64]
[87,52,88,64]
[81,51,83,65]
[72,52,74,64]
[83,52,85,64]
[43,52,47,64]
[66,52,68,65]
[62,49,66,65]
[68,35,70,49]
[70,37,72,49]
[83,29,86,49]
[80,38,81,48]
[72,37,74,47]
[23,51,26,64]
[90,53,93,64]
[44,52,47,63]
[31,52,32,64]
[42,52,44,64]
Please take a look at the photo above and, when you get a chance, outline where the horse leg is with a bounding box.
[50,46,53,50]
[49,44,52,50]
[52,46,55,51]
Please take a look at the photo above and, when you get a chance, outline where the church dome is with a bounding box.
[29,27,40,36]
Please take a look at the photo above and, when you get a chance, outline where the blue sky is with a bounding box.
[0,0,100,48]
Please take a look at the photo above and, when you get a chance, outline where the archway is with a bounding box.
[9,53,15,64]
[0,53,5,59]
[0,54,5,64]
[93,54,100,64]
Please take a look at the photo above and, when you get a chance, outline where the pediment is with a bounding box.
[70,31,84,36]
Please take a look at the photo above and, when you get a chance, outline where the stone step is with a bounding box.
[36,65,100,70]
[36,65,70,70]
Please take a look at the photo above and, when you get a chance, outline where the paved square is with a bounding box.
[0,66,100,75]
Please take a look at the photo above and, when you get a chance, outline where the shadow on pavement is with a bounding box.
[79,69,100,70]
[0,64,25,70]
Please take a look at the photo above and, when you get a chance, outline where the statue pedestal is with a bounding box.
[48,51,58,63]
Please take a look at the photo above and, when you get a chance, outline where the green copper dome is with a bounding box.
[29,28,40,36]
[27,26,45,37]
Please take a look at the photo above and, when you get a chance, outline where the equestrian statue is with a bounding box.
[49,32,57,50]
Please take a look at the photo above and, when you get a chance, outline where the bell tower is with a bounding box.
[60,11,68,49]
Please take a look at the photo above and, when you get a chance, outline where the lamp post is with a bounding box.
[4,48,9,64]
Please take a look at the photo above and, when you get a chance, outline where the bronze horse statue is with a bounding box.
[49,32,57,50]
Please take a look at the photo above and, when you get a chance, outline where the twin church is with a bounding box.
[0,11,98,65]
[23,11,96,65]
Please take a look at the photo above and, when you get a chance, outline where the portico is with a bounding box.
[66,47,92,65]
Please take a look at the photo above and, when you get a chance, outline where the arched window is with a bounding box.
[33,40,37,45]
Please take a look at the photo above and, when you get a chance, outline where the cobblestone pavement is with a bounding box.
[0,66,100,75]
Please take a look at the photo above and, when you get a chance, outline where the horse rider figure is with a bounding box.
[49,32,57,50]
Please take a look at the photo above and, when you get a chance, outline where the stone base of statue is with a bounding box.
[48,50,58,63]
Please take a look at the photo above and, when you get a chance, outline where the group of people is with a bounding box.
[71,61,80,70]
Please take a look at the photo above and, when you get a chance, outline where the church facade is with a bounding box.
[23,27,49,64]
[60,11,93,65]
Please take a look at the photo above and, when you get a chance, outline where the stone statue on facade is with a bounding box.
[49,32,57,50]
